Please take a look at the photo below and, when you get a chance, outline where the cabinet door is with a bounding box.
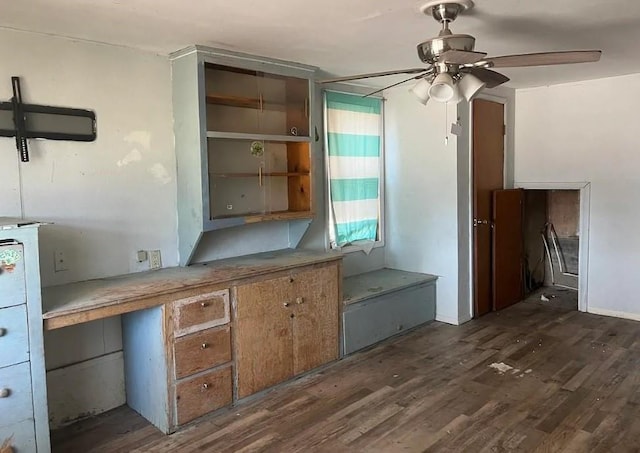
[291,264,340,375]
[208,138,268,219]
[204,63,309,138]
[235,276,294,398]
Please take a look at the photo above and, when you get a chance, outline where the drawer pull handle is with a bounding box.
[201,343,209,349]
[0,328,6,337]
[283,302,290,308]
[200,302,209,308]
[0,388,10,398]
[296,297,304,305]
[202,383,210,390]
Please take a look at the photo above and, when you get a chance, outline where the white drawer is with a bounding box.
[0,243,26,309]
[0,305,29,368]
[0,418,36,453]
[0,362,34,429]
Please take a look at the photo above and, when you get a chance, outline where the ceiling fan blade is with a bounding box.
[485,50,602,68]
[464,67,510,88]
[319,68,428,84]
[363,71,432,98]
[439,50,487,65]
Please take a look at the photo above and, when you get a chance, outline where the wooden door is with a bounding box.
[492,189,524,311]
[291,264,340,375]
[235,276,294,398]
[472,99,505,317]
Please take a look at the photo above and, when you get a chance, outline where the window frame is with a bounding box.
[323,89,385,254]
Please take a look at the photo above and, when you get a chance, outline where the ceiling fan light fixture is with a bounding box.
[428,72,456,102]
[458,73,486,101]
[410,78,431,104]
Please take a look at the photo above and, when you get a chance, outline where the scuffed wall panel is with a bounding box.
[46,352,125,429]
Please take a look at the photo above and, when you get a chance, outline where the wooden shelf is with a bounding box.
[211,210,313,223]
[207,131,311,142]
[206,94,287,112]
[210,172,310,178]
[244,211,313,223]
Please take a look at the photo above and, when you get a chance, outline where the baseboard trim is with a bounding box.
[436,314,460,325]
[457,314,473,325]
[588,307,640,322]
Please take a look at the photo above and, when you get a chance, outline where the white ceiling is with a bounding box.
[3,0,640,88]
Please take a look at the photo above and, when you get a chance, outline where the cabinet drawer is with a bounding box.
[0,418,36,453]
[0,305,29,369]
[0,243,26,309]
[173,290,229,337]
[175,365,232,425]
[174,326,231,379]
[0,362,34,429]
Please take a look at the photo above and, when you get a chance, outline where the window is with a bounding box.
[324,91,384,251]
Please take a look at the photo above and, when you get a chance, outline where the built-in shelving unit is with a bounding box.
[171,46,318,265]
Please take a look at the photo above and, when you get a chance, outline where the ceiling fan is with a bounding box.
[320,0,602,104]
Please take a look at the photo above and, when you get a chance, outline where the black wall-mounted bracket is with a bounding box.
[0,76,97,162]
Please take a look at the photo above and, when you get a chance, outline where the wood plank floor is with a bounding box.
[52,289,640,452]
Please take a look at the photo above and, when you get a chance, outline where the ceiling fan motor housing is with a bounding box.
[417,34,476,64]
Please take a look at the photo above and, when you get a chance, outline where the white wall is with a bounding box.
[384,86,461,324]
[0,29,175,427]
[515,73,640,319]
[384,84,516,324]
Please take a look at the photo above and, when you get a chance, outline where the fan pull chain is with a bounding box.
[444,102,449,145]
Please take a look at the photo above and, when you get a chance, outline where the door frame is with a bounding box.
[513,181,591,313]
[466,94,509,320]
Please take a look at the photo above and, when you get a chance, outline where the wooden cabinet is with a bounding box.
[76,250,341,436]
[205,64,313,223]
[122,289,233,434]
[0,220,50,452]
[171,46,318,265]
[235,262,340,398]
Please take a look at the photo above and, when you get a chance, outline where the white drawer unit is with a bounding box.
[0,362,36,453]
[0,419,35,453]
[0,219,50,452]
[0,243,26,309]
[0,362,34,430]
[0,304,29,368]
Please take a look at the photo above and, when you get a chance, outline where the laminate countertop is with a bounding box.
[42,249,341,330]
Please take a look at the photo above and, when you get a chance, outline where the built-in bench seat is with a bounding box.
[342,268,437,355]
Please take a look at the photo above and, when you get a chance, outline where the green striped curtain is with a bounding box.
[325,91,382,246]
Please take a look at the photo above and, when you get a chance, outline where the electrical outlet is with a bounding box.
[136,250,148,263]
[54,250,68,272]
[149,250,162,270]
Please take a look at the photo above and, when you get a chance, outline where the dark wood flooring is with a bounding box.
[52,291,640,452]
